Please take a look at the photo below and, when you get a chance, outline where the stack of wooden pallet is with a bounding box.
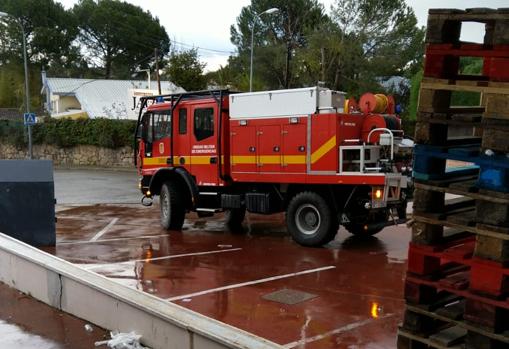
[398,8,509,349]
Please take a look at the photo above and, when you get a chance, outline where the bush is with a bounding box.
[1,117,137,149]
[0,120,26,148]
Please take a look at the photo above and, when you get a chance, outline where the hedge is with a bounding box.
[0,117,137,149]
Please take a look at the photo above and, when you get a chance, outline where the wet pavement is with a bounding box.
[54,169,139,205]
[0,282,108,348]
[44,203,410,348]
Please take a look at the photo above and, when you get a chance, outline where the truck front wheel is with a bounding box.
[286,192,338,247]
[160,181,185,230]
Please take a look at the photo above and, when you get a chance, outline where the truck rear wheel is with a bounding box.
[225,207,246,230]
[286,191,338,247]
[160,181,185,230]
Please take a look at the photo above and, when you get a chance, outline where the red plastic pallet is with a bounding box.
[408,238,509,297]
[424,43,509,81]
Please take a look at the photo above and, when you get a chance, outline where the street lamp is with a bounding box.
[0,11,32,159]
[249,7,279,92]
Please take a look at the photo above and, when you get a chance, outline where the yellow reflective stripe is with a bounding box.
[231,155,256,164]
[259,155,281,164]
[143,136,336,166]
[143,157,167,166]
[144,156,221,165]
[283,155,306,164]
[311,136,336,164]
[188,156,211,165]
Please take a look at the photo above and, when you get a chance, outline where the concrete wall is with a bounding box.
[0,143,133,168]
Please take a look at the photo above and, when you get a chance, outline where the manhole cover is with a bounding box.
[262,289,317,305]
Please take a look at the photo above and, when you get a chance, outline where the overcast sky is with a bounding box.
[56,0,508,71]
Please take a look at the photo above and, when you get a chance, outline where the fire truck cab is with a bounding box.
[135,87,408,247]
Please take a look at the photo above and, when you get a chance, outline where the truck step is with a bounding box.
[196,208,222,213]
[199,192,219,196]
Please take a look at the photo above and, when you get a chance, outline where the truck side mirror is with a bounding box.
[137,123,144,139]
[140,113,151,142]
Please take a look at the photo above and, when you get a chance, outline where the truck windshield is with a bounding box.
[153,112,171,140]
[139,111,171,143]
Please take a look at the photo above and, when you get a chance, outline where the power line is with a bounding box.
[88,16,235,56]
[170,39,234,55]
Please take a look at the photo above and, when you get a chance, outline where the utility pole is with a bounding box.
[22,24,32,159]
[154,48,161,95]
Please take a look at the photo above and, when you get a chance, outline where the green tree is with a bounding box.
[408,68,423,121]
[322,0,425,95]
[73,0,170,79]
[0,0,80,70]
[230,0,325,90]
[165,49,207,91]
[0,0,81,109]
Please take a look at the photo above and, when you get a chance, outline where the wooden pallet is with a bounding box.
[412,214,509,242]
[399,305,509,348]
[414,177,509,205]
[482,118,509,152]
[405,273,509,326]
[420,78,509,96]
[426,8,509,45]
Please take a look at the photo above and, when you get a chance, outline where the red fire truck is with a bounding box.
[135,87,408,247]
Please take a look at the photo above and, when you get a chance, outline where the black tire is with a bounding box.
[286,191,338,247]
[160,181,185,230]
[225,207,246,230]
[397,199,408,220]
[344,210,388,236]
[344,224,384,236]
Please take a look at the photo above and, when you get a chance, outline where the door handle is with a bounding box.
[210,157,217,164]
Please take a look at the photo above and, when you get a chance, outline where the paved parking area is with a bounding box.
[43,203,410,348]
[0,282,107,349]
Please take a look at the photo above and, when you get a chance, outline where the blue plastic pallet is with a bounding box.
[412,144,509,192]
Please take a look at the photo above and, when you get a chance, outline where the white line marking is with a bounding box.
[283,314,394,348]
[167,265,336,302]
[83,248,242,269]
[134,248,242,263]
[89,217,119,242]
[59,234,170,245]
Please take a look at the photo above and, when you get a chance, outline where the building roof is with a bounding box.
[42,74,185,119]
[378,76,410,94]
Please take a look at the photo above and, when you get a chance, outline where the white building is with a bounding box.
[41,72,185,120]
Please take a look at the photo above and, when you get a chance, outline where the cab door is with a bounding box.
[173,107,191,171]
[190,104,219,186]
[141,111,171,170]
[151,112,171,164]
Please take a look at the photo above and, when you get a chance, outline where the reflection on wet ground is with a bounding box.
[0,282,107,348]
[45,204,410,348]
